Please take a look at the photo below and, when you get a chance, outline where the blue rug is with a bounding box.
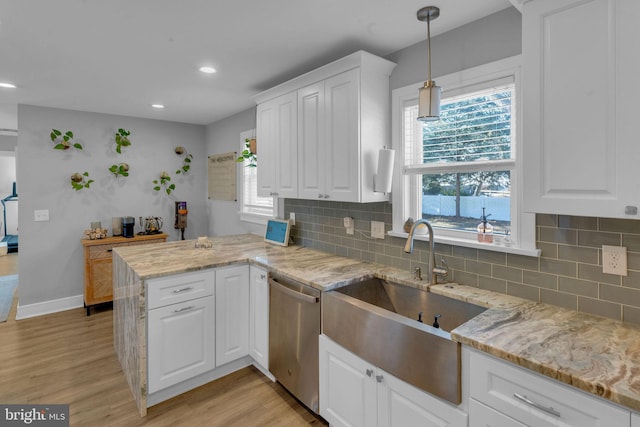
[0,275,18,322]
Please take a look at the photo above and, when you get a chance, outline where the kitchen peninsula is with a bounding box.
[113,234,640,421]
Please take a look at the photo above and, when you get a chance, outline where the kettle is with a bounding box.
[145,217,163,234]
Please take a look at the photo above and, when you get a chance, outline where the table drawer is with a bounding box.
[88,237,164,259]
[147,270,214,309]
[88,244,114,260]
[469,350,629,427]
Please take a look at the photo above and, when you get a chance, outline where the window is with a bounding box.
[391,56,538,255]
[239,129,275,222]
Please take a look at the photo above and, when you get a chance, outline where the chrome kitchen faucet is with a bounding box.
[404,219,448,284]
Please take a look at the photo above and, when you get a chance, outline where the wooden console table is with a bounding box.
[81,234,167,315]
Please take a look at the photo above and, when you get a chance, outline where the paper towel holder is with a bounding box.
[374,148,395,193]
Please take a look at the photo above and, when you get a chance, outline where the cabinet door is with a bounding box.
[319,335,377,427]
[298,81,326,200]
[377,367,467,427]
[256,99,277,197]
[469,399,526,427]
[249,265,269,370]
[632,412,640,427]
[215,265,250,367]
[148,295,215,394]
[275,92,298,198]
[523,0,640,218]
[86,258,113,305]
[324,69,360,202]
[256,93,298,198]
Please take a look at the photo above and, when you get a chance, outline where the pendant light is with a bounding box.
[417,6,441,122]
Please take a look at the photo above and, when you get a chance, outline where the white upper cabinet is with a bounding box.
[255,50,396,203]
[523,0,640,218]
[256,91,298,198]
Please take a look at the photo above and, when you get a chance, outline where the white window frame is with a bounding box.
[390,56,540,256]
[238,129,277,224]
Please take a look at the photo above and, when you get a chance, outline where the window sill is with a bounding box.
[388,230,541,257]
[238,212,271,225]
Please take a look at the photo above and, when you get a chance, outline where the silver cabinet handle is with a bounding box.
[269,278,319,304]
[260,274,266,280]
[366,369,374,377]
[172,287,193,294]
[376,375,384,383]
[174,305,195,313]
[513,393,561,417]
[323,194,330,199]
[318,194,324,198]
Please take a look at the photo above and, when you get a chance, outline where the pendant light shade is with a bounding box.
[417,6,441,122]
[418,81,441,121]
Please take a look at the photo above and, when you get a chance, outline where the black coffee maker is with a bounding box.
[122,216,135,238]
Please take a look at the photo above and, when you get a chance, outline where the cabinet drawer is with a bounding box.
[469,398,525,427]
[147,270,214,309]
[88,245,114,260]
[470,350,630,427]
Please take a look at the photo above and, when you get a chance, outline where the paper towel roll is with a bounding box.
[374,148,395,193]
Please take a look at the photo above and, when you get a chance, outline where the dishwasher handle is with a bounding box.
[269,278,319,304]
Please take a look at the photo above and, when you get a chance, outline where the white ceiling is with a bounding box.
[0,0,512,130]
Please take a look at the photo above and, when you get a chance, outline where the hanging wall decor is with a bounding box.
[114,128,131,153]
[175,146,193,175]
[236,138,257,168]
[153,171,175,195]
[51,129,82,150]
[70,172,94,191]
[109,163,130,178]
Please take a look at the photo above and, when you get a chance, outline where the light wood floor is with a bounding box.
[0,252,18,276]
[0,305,328,426]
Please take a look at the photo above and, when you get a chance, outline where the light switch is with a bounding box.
[34,209,49,222]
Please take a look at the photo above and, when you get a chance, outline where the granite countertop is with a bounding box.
[434,283,640,412]
[114,234,640,413]
[112,233,426,291]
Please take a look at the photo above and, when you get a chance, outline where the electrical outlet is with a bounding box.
[602,245,627,276]
[289,212,295,226]
[371,221,386,239]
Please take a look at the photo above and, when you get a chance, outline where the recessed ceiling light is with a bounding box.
[199,66,217,74]
[0,82,17,89]
[151,104,165,109]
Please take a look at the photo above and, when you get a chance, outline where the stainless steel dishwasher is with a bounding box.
[269,274,321,414]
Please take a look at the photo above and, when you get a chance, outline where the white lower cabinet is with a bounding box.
[320,335,467,427]
[147,296,215,394]
[469,349,630,427]
[632,413,640,427]
[249,265,269,371]
[215,265,250,367]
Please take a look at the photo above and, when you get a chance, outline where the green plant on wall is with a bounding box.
[114,128,131,154]
[175,146,193,175]
[236,138,257,168]
[51,129,82,150]
[109,163,129,178]
[153,171,175,195]
[70,172,94,190]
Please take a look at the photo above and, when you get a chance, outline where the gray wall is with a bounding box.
[17,105,207,306]
[387,7,522,90]
[0,134,17,152]
[205,108,265,237]
[202,7,522,239]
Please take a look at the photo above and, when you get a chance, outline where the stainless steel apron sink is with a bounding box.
[322,277,486,404]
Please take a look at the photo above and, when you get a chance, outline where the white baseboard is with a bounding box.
[16,294,84,320]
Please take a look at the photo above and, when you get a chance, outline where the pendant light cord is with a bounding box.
[427,15,432,82]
